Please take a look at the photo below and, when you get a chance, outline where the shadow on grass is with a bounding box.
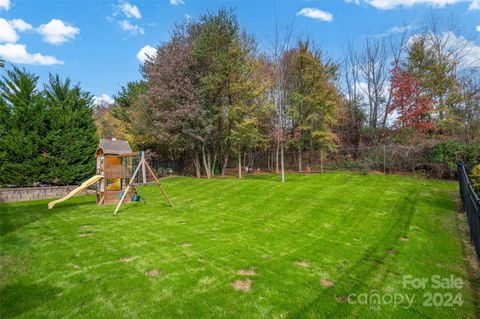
[0,197,95,236]
[0,283,61,318]
[287,187,420,318]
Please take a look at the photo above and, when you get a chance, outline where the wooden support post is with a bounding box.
[141,151,147,184]
[114,157,143,215]
[99,194,105,205]
[144,160,174,208]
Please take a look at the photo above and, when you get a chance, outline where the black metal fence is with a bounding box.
[150,159,184,177]
[458,162,480,259]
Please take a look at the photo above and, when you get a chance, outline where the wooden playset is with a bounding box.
[48,138,173,213]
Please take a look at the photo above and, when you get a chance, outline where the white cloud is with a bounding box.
[93,94,114,106]
[119,20,144,35]
[137,45,156,63]
[476,25,480,32]
[119,1,141,19]
[0,0,10,10]
[0,43,63,65]
[348,0,479,9]
[37,19,80,45]
[364,0,463,9]
[469,0,480,10]
[170,0,185,5]
[445,33,480,69]
[9,18,33,32]
[296,8,333,22]
[386,25,412,34]
[373,25,413,37]
[0,18,18,43]
[409,32,480,69]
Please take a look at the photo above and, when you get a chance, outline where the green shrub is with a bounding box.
[434,141,479,175]
[470,164,480,194]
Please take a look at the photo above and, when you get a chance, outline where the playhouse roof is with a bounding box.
[96,138,132,156]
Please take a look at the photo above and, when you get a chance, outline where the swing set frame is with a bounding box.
[113,152,174,215]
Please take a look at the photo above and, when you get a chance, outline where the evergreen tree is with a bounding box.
[0,67,46,186]
[43,74,98,185]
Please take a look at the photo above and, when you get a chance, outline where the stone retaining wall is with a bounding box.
[0,186,96,203]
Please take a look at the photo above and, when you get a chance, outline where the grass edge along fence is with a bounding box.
[458,162,480,259]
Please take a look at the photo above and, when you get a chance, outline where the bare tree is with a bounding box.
[343,41,365,150]
[272,3,295,183]
[343,28,407,142]
[357,37,389,131]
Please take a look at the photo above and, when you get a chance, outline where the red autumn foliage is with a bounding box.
[389,67,434,131]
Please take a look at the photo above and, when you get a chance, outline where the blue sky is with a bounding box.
[0,0,479,104]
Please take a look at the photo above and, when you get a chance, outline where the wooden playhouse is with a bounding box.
[48,137,173,213]
[95,138,136,205]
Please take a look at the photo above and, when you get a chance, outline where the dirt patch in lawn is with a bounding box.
[145,269,161,277]
[321,278,335,287]
[294,260,310,268]
[79,225,91,230]
[120,256,134,263]
[336,295,349,303]
[231,279,253,292]
[386,249,398,255]
[399,236,409,241]
[79,233,95,237]
[237,268,256,276]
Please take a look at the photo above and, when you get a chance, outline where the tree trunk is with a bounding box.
[201,146,211,179]
[193,151,201,178]
[221,153,229,177]
[275,140,280,174]
[320,149,323,173]
[280,142,285,183]
[238,149,242,179]
[267,152,271,172]
[298,148,302,172]
[309,139,314,165]
[211,152,217,177]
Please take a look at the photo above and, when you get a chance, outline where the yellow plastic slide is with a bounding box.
[48,175,103,209]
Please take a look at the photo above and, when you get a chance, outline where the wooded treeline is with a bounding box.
[1,9,478,187]
[96,10,479,180]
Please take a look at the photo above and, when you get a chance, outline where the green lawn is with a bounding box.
[0,172,478,318]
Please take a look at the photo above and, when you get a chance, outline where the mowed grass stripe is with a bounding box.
[0,172,477,318]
